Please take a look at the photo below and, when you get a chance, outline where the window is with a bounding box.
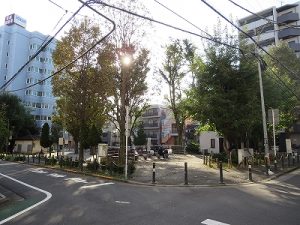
[48,116,52,121]
[210,139,216,148]
[6,52,8,57]
[4,76,7,81]
[5,64,7,68]
[7,41,10,45]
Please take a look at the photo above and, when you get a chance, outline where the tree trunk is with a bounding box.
[74,140,78,154]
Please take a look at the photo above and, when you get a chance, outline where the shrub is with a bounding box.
[86,159,99,171]
[212,152,228,162]
[186,142,200,154]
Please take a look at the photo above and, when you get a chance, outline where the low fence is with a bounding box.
[0,153,135,176]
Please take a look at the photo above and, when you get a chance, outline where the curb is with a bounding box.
[2,160,299,188]
[258,166,300,183]
[0,193,7,204]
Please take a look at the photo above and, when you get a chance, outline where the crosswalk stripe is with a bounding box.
[201,219,230,225]
[80,182,114,189]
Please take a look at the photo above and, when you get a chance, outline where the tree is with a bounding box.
[0,110,9,152]
[88,124,102,155]
[0,93,38,152]
[101,0,151,165]
[50,121,63,149]
[133,122,147,146]
[158,39,195,146]
[263,42,300,132]
[40,123,51,153]
[52,18,113,162]
[188,24,262,151]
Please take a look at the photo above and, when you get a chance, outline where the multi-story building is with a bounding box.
[141,105,178,145]
[0,14,56,127]
[238,2,300,57]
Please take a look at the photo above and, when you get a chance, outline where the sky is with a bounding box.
[0,0,298,104]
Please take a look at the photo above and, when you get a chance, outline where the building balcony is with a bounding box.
[278,27,300,40]
[142,112,159,117]
[144,123,159,128]
[277,13,299,25]
[288,42,300,52]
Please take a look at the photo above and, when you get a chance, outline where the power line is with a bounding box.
[153,0,213,39]
[200,0,300,84]
[0,4,86,91]
[87,0,244,53]
[8,1,116,93]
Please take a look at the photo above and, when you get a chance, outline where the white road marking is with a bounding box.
[0,163,17,166]
[80,182,114,189]
[47,173,66,178]
[201,219,230,225]
[28,168,48,174]
[0,173,52,225]
[64,177,88,184]
[115,201,130,204]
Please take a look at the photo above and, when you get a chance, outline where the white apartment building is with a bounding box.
[238,2,300,57]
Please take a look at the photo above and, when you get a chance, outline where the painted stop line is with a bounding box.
[201,219,230,225]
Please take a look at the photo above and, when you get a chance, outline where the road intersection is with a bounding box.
[0,161,299,225]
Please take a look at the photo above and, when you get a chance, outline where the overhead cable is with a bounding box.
[200,0,300,82]
[0,4,85,91]
[8,0,116,93]
[87,0,244,53]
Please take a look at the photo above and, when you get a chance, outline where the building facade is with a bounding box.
[141,105,178,145]
[238,2,300,57]
[0,14,56,127]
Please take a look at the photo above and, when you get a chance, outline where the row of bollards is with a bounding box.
[152,161,225,185]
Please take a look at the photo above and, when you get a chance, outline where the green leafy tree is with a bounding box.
[50,121,63,149]
[188,24,262,151]
[133,122,147,146]
[52,18,113,162]
[88,124,102,155]
[103,0,151,165]
[263,42,300,132]
[40,123,51,152]
[0,93,38,152]
[158,39,196,146]
[0,110,9,152]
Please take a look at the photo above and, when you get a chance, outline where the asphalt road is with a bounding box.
[0,161,299,225]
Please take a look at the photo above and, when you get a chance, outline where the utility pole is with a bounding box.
[257,56,270,174]
[125,106,129,180]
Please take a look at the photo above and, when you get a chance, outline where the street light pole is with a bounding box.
[125,106,129,179]
[257,58,270,173]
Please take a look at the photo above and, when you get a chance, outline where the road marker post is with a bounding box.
[248,164,253,181]
[152,162,156,184]
[219,161,224,184]
[184,162,188,185]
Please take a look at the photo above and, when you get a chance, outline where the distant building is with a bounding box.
[0,14,56,127]
[238,2,300,57]
[140,105,179,145]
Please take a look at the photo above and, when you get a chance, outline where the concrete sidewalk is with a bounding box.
[130,154,298,186]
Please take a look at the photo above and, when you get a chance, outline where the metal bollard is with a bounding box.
[209,156,212,167]
[184,162,188,185]
[288,154,291,167]
[27,154,29,164]
[274,159,277,172]
[219,161,224,184]
[248,164,253,182]
[152,162,156,184]
[292,154,295,166]
[38,153,40,164]
[297,154,300,164]
[203,155,205,165]
[265,158,269,176]
[281,155,284,169]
